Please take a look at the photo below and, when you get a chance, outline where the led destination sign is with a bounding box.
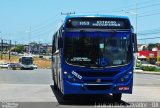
[66,18,130,29]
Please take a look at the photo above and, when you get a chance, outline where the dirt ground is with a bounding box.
[0,55,52,69]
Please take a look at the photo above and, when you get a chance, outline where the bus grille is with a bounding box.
[86,85,111,90]
[77,71,118,77]
[83,79,113,83]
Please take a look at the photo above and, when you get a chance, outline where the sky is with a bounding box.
[0,0,160,44]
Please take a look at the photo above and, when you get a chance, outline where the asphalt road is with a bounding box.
[0,69,53,84]
[0,69,160,108]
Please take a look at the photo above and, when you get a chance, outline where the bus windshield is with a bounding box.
[22,57,33,65]
[64,32,132,67]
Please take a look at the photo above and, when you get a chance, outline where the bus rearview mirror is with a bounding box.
[133,33,138,53]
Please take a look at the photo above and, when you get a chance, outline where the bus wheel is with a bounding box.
[62,95,70,101]
[113,93,122,101]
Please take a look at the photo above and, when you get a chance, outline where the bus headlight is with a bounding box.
[63,71,82,82]
[119,71,132,82]
[64,71,67,74]
[64,71,73,79]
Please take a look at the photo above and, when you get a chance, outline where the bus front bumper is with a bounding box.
[63,77,133,95]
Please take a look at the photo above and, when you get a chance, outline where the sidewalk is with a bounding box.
[134,71,160,75]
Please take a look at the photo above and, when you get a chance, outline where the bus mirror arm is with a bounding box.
[54,50,59,55]
[58,37,63,49]
[133,33,138,53]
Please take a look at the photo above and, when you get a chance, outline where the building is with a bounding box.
[137,44,160,64]
[24,42,52,55]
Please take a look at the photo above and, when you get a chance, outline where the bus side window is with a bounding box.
[58,30,63,49]
[52,34,56,53]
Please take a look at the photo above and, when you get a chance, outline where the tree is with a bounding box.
[148,44,156,51]
[11,44,24,53]
[142,46,147,51]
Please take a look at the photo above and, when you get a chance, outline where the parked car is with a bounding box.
[8,63,17,70]
[134,67,143,72]
[0,64,3,68]
[0,63,10,68]
[33,64,38,69]
[141,61,156,67]
[155,61,160,67]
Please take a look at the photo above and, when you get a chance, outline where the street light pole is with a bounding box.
[122,10,138,34]
[122,9,138,69]
[26,27,31,55]
[136,3,138,35]
[0,32,2,59]
[29,27,31,54]
[1,39,3,60]
[0,32,1,40]
[9,40,11,60]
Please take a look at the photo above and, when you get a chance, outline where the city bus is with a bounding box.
[52,15,137,101]
[19,56,34,70]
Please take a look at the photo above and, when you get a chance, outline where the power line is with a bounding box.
[78,0,159,14]
[29,18,60,34]
[126,2,160,11]
[2,14,61,36]
[138,29,160,36]
[138,36,160,40]
[4,18,62,42]
[30,18,60,33]
[138,32,160,36]
[140,8,160,15]
[138,28,160,34]
[28,13,60,31]
[139,11,160,17]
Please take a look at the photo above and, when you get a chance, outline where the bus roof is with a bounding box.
[65,14,130,21]
[63,14,131,30]
[20,56,33,58]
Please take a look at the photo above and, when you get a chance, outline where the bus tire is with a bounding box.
[62,95,70,101]
[113,93,122,101]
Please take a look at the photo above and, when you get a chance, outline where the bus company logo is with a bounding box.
[71,71,82,80]
[96,78,101,83]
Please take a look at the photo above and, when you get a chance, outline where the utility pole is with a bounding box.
[136,3,138,35]
[9,40,11,60]
[0,32,2,60]
[1,39,3,59]
[26,27,31,54]
[15,41,17,48]
[61,12,75,15]
[0,32,1,40]
[122,10,138,34]
[29,26,31,54]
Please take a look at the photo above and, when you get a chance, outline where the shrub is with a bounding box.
[39,55,43,58]
[141,66,157,71]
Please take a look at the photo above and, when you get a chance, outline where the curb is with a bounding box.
[134,71,160,75]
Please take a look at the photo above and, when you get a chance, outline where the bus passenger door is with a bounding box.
[53,50,58,87]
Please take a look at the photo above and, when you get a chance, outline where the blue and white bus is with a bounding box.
[52,15,137,101]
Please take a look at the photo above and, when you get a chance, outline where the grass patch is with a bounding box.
[33,57,51,69]
[141,66,160,72]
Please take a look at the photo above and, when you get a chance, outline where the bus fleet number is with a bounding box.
[79,21,90,26]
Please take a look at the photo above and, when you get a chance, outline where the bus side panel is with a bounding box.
[58,52,63,93]
[55,51,64,94]
[52,55,56,80]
